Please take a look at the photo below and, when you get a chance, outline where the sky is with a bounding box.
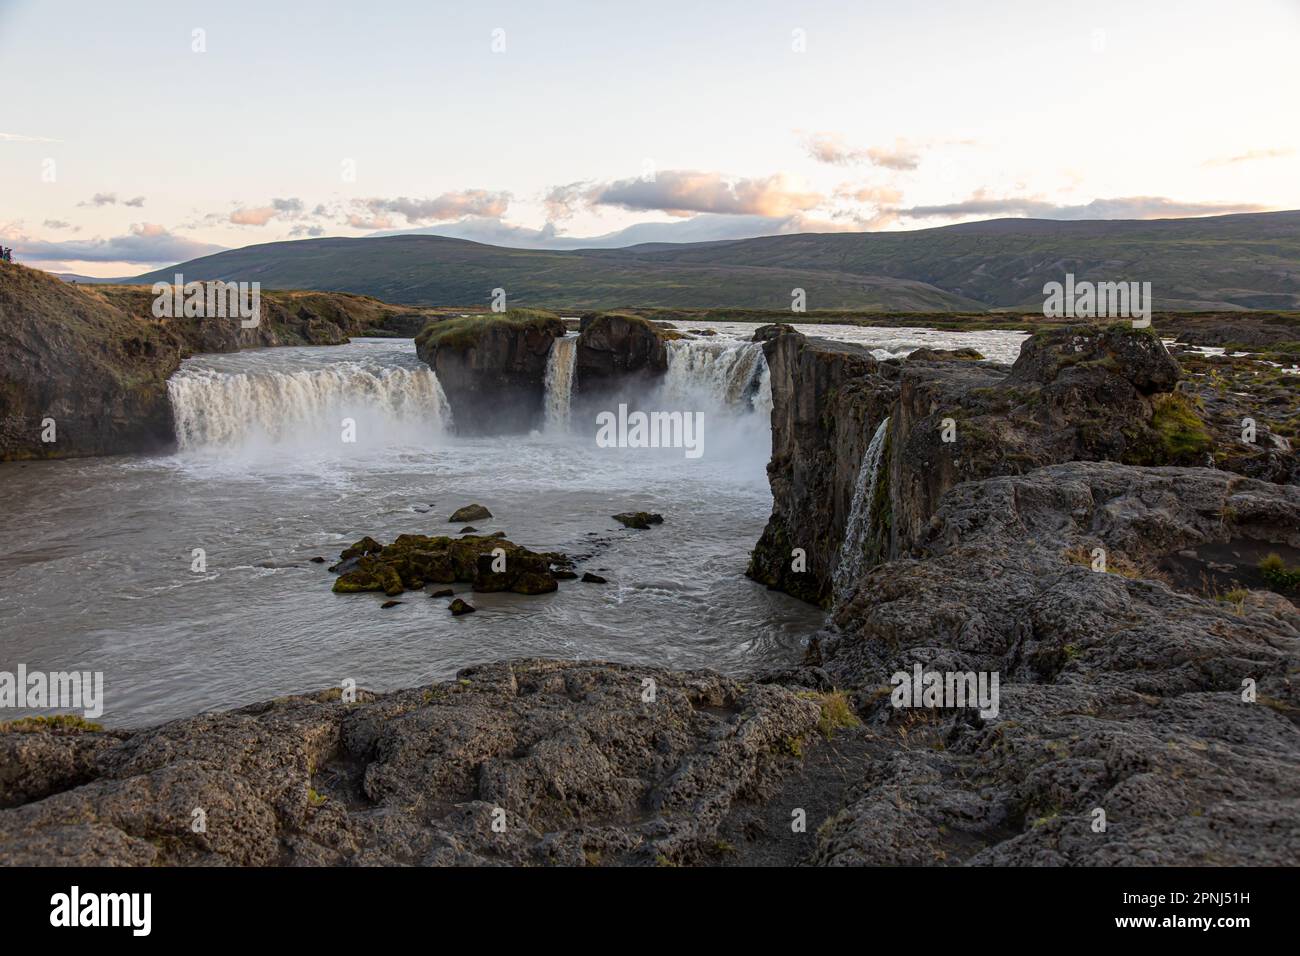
[2,0,1298,276]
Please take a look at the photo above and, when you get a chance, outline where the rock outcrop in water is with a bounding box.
[415,310,565,434]
[574,313,670,397]
[0,264,442,460]
[330,533,569,596]
[414,310,684,435]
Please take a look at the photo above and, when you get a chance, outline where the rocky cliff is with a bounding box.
[749,322,1296,606]
[415,310,566,434]
[0,265,441,460]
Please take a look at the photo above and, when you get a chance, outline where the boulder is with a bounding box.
[330,533,566,597]
[449,504,492,523]
[612,512,663,530]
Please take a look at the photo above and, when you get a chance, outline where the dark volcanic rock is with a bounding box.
[574,313,669,398]
[746,326,901,605]
[1008,324,1180,395]
[449,504,492,523]
[0,661,819,866]
[750,323,1217,605]
[331,533,565,597]
[806,462,1300,866]
[0,263,180,459]
[581,572,608,584]
[415,312,565,435]
[612,512,663,530]
[448,598,476,615]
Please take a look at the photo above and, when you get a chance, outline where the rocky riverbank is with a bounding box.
[0,264,444,460]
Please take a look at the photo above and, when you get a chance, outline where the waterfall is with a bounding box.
[663,339,770,412]
[833,417,889,605]
[167,362,451,450]
[543,334,578,431]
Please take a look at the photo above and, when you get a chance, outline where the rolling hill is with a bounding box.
[135,211,1300,312]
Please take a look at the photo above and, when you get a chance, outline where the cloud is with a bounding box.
[371,212,860,249]
[804,133,922,170]
[289,224,325,238]
[894,193,1270,221]
[543,182,591,222]
[78,192,119,207]
[833,183,904,206]
[357,190,512,224]
[589,170,823,218]
[42,219,77,231]
[1203,148,1294,167]
[230,206,277,226]
[347,213,394,230]
[11,222,225,265]
[0,132,60,143]
[228,196,306,226]
[75,192,146,208]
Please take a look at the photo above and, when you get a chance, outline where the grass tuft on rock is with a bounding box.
[0,714,104,733]
[415,309,561,351]
[1150,392,1212,459]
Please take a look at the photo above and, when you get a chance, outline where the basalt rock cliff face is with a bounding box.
[414,311,678,434]
[744,327,899,605]
[0,265,439,460]
[570,313,672,423]
[415,311,565,434]
[574,313,670,391]
[0,265,182,460]
[748,322,1293,606]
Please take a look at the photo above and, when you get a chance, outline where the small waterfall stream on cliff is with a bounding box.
[832,417,889,606]
[543,334,578,431]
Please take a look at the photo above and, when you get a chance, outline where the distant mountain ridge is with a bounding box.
[134,210,1300,312]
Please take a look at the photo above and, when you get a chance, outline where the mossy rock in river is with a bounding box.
[331,532,567,597]
[449,504,492,523]
[613,512,664,530]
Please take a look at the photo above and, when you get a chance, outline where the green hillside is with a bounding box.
[135,211,1300,312]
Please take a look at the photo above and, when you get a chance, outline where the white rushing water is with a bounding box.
[167,340,451,452]
[543,334,578,431]
[833,417,890,606]
[662,339,772,414]
[692,322,1028,365]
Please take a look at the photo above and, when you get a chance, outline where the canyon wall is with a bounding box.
[0,265,441,460]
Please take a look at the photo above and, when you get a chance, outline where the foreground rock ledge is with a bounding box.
[0,660,819,866]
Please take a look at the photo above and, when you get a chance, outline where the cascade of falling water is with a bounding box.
[832,417,890,605]
[543,335,578,431]
[663,339,770,412]
[167,362,450,449]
